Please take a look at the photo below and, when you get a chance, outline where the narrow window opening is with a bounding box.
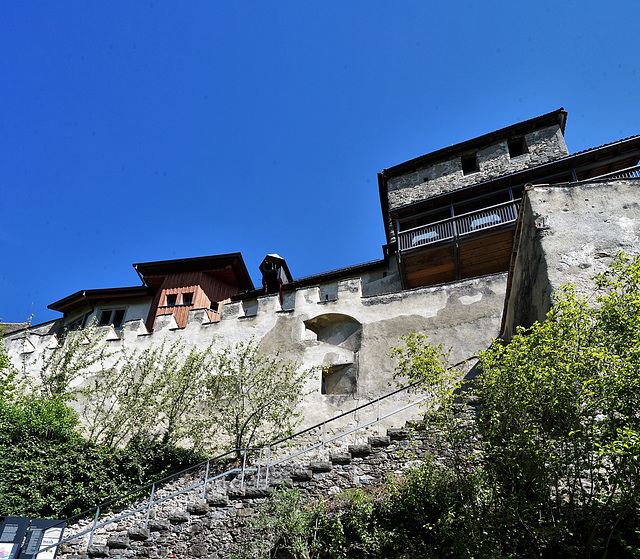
[99,311,111,326]
[461,153,479,175]
[112,309,126,328]
[508,137,528,158]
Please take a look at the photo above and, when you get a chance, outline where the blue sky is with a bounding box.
[2,1,640,324]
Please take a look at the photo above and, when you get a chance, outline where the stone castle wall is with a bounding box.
[55,411,464,559]
[386,124,568,212]
[6,272,506,428]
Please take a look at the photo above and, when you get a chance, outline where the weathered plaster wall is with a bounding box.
[502,179,640,340]
[386,124,568,212]
[6,271,506,429]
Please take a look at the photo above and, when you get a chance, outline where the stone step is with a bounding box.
[387,427,411,440]
[330,453,351,465]
[368,435,391,447]
[291,468,313,482]
[309,461,332,473]
[348,443,372,457]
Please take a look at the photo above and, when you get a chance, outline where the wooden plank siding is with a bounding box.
[146,271,240,330]
[403,227,516,289]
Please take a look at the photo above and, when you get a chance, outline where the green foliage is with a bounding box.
[242,254,640,558]
[79,340,215,450]
[39,322,108,400]
[207,337,313,456]
[239,487,321,559]
[389,333,452,397]
[475,253,640,556]
[1,328,315,520]
[0,325,28,403]
[0,395,206,519]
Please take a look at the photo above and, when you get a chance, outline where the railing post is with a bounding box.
[256,447,263,488]
[202,460,210,503]
[322,422,326,459]
[88,505,100,548]
[241,448,248,489]
[264,445,271,489]
[377,399,381,435]
[145,483,156,528]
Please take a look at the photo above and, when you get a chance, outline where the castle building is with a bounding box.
[5,109,640,426]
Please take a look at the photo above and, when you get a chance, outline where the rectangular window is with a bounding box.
[112,309,126,328]
[99,310,111,326]
[98,308,126,328]
[165,294,177,306]
[182,292,194,306]
[461,154,479,175]
[508,137,528,158]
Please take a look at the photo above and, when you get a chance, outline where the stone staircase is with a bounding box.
[59,423,436,559]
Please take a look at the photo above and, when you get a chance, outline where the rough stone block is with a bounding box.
[189,543,209,557]
[387,428,410,440]
[206,493,229,507]
[354,474,375,485]
[107,536,130,549]
[291,469,313,482]
[127,527,150,541]
[243,487,271,499]
[268,478,294,489]
[146,519,171,532]
[330,453,351,465]
[368,435,391,447]
[348,444,372,457]
[236,507,255,517]
[227,487,246,500]
[168,510,190,524]
[187,502,210,515]
[87,545,110,557]
[309,461,332,472]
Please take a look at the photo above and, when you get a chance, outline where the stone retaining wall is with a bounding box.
[57,417,453,559]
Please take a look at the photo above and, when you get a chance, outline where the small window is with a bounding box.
[98,308,126,327]
[112,309,126,328]
[182,292,194,306]
[99,310,111,326]
[67,318,83,331]
[461,153,479,175]
[165,294,177,306]
[508,137,528,158]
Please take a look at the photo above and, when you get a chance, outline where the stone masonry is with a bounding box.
[56,416,457,559]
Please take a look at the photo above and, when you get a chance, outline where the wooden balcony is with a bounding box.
[397,200,520,288]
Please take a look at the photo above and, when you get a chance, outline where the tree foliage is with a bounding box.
[1,326,314,519]
[207,337,313,457]
[241,253,640,558]
[79,340,216,450]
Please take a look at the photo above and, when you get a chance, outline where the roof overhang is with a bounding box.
[133,252,254,291]
[48,286,151,314]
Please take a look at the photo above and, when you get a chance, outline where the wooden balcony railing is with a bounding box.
[398,199,521,252]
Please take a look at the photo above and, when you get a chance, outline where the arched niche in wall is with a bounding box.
[304,313,362,396]
[304,313,362,351]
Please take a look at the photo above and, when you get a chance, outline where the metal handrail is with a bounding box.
[398,199,521,252]
[592,164,640,180]
[39,370,466,554]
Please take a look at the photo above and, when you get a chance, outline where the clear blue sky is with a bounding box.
[2,1,640,324]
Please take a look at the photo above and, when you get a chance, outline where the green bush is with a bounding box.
[0,396,206,519]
